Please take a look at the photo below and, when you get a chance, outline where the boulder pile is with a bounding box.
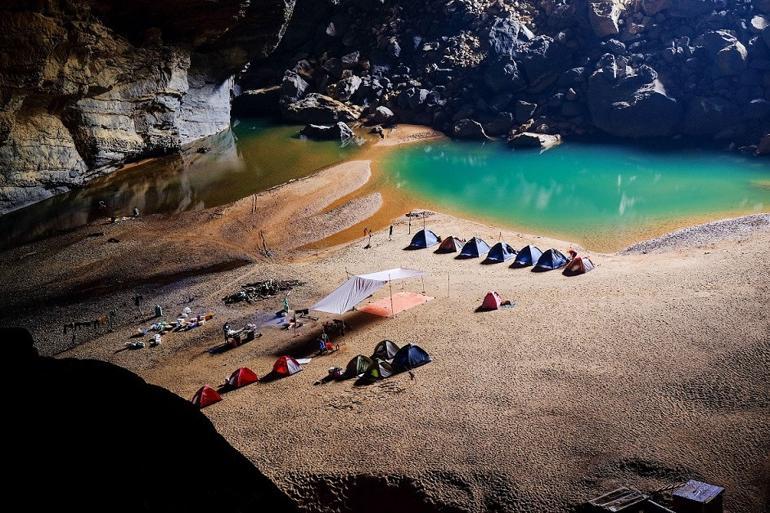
[235,0,770,153]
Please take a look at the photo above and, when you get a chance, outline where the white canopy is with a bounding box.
[310,268,425,315]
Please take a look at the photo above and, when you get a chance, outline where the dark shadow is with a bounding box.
[2,327,297,513]
[509,262,529,269]
[531,266,557,273]
[454,254,477,260]
[268,311,382,358]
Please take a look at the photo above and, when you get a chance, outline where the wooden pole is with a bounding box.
[447,273,450,298]
[389,274,394,318]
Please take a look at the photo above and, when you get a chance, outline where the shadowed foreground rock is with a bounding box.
[4,328,297,513]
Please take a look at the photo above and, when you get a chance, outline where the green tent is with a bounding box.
[343,354,374,379]
[364,359,394,380]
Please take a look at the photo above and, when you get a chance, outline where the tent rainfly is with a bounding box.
[311,268,425,315]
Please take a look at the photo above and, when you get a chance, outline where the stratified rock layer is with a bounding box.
[0,0,296,214]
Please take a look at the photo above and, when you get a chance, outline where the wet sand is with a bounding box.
[1,138,769,511]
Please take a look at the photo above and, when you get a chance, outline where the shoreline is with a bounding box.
[1,159,768,511]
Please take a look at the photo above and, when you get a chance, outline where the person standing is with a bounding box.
[388,225,393,241]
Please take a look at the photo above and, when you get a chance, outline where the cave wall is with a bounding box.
[0,0,295,215]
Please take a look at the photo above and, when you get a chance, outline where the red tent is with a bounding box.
[273,355,302,377]
[226,367,259,388]
[191,385,222,408]
[480,291,502,310]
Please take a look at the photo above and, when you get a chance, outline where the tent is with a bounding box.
[273,355,302,377]
[513,244,543,267]
[407,229,440,249]
[226,367,259,388]
[480,291,502,310]
[534,248,568,271]
[372,339,400,360]
[563,255,595,276]
[364,359,394,380]
[435,236,464,253]
[343,354,374,378]
[484,242,517,263]
[458,237,491,258]
[311,268,425,315]
[392,343,431,372]
[191,385,222,408]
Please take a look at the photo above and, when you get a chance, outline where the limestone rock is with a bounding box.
[588,1,627,39]
[587,57,682,137]
[452,119,491,140]
[372,106,396,126]
[682,97,741,136]
[282,93,362,125]
[232,86,282,117]
[509,132,562,150]
[299,122,354,143]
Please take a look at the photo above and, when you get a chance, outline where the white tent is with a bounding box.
[310,268,425,315]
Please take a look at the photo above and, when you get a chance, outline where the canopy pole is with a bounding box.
[421,276,425,294]
[447,272,450,298]
[389,274,394,318]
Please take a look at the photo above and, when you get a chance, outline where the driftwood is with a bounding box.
[222,279,304,304]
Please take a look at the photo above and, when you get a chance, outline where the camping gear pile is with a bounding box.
[223,279,304,304]
[208,324,261,354]
[127,309,214,351]
[407,229,595,276]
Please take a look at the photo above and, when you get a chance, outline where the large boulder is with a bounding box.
[282,93,362,124]
[483,60,527,93]
[372,106,396,126]
[518,36,571,90]
[487,17,534,59]
[682,97,741,136]
[299,122,354,143]
[641,0,716,17]
[332,75,362,101]
[695,30,748,76]
[232,86,281,117]
[587,1,627,39]
[452,119,492,140]
[587,57,682,137]
[280,71,309,100]
[509,132,562,150]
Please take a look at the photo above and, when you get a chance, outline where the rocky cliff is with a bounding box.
[0,0,295,214]
[238,0,770,150]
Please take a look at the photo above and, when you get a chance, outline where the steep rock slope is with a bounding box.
[239,0,770,149]
[0,0,295,214]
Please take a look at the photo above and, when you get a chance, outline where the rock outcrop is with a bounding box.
[4,327,297,513]
[0,0,296,214]
[238,0,769,152]
[587,57,683,138]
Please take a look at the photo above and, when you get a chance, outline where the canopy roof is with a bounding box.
[311,268,425,314]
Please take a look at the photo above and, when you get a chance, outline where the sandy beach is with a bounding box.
[1,134,768,511]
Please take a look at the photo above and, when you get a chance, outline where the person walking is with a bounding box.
[388,225,393,241]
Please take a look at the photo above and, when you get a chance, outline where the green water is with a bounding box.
[2,119,769,251]
[381,140,770,250]
[0,120,363,247]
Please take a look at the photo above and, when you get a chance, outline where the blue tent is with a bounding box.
[484,242,517,263]
[513,245,543,267]
[534,248,568,271]
[392,343,431,372]
[458,237,491,258]
[407,229,440,249]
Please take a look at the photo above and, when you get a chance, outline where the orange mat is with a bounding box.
[359,292,434,317]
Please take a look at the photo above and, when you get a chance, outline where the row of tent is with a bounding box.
[343,340,431,381]
[191,355,304,408]
[192,343,431,408]
[408,229,594,274]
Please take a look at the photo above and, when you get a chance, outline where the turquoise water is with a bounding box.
[381,140,770,250]
[2,119,769,252]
